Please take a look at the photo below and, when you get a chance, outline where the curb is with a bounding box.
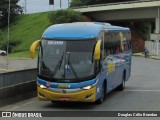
[0,57,35,60]
[132,53,160,61]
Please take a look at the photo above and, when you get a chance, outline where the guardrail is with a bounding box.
[72,0,160,9]
[145,41,160,56]
[0,69,37,107]
[0,68,37,88]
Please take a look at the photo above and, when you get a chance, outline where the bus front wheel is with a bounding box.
[51,100,59,104]
[96,83,106,104]
[118,73,126,91]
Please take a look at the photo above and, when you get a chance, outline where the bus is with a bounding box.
[30,22,131,104]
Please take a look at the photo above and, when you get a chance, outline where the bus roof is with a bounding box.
[42,22,130,39]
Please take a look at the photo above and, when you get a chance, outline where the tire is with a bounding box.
[118,73,125,91]
[51,100,59,104]
[1,52,5,56]
[96,83,106,104]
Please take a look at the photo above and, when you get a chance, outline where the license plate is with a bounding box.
[59,97,70,101]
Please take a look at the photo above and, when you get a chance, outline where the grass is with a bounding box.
[0,12,52,54]
[8,50,38,58]
[8,51,31,58]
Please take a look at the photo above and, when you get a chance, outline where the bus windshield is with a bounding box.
[39,39,96,82]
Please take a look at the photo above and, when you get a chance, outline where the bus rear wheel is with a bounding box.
[96,83,106,104]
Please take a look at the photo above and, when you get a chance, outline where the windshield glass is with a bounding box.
[39,39,96,82]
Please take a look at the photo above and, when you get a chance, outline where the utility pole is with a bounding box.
[6,0,11,69]
[60,0,62,9]
[68,0,71,8]
[23,0,27,14]
[49,0,54,11]
[68,0,69,8]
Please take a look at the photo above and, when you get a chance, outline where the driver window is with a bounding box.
[98,31,105,60]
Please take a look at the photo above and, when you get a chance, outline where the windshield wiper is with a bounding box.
[68,61,79,80]
[49,52,64,79]
[66,52,79,80]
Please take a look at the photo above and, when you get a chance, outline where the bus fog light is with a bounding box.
[83,86,91,90]
[39,93,45,97]
[85,94,92,99]
[40,84,47,89]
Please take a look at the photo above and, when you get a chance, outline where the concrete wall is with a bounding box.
[0,69,37,107]
[131,30,145,52]
[74,0,160,20]
[0,69,37,88]
[84,7,158,21]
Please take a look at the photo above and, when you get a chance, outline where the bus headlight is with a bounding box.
[82,79,98,90]
[40,84,47,89]
[83,86,91,90]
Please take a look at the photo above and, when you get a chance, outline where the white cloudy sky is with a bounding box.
[18,0,70,14]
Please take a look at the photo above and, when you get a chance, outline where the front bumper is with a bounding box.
[38,86,96,102]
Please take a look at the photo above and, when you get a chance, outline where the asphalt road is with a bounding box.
[1,56,160,120]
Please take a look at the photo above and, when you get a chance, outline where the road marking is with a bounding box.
[0,69,13,72]
[124,89,160,92]
[6,101,36,111]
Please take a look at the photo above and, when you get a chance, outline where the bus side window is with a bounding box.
[98,31,105,60]
[122,32,127,51]
[104,33,111,57]
[120,32,132,52]
[124,32,131,51]
[128,32,132,49]
[104,32,118,55]
[113,32,121,53]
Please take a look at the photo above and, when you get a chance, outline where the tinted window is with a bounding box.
[122,32,131,51]
[104,32,121,57]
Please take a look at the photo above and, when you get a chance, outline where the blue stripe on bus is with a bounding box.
[37,77,97,89]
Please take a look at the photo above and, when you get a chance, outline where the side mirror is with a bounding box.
[94,40,101,60]
[30,40,40,59]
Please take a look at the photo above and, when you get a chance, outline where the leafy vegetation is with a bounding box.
[0,12,51,52]
[8,50,37,58]
[49,9,84,24]
[0,9,84,57]
[0,0,23,29]
[133,21,151,41]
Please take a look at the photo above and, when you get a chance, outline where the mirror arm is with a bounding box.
[94,40,101,60]
[30,40,40,59]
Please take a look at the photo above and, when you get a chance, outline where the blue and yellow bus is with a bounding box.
[30,22,131,104]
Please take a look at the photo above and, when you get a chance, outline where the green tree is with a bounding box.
[49,9,84,24]
[0,0,23,29]
[133,21,151,41]
[70,0,85,7]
